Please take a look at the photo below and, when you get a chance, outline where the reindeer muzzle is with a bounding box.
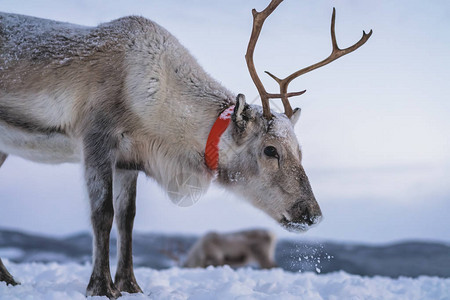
[281,200,322,232]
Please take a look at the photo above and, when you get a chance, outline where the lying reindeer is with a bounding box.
[0,0,371,297]
[182,229,277,269]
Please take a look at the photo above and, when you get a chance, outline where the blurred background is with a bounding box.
[0,0,449,247]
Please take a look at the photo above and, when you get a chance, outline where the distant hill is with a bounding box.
[0,228,449,278]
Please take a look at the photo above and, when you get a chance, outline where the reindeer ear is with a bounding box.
[290,107,301,126]
[232,94,248,130]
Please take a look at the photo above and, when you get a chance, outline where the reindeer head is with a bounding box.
[216,0,371,232]
[217,94,321,232]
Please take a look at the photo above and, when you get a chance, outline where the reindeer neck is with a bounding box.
[167,55,235,151]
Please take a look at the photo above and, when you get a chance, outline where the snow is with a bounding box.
[1,261,449,300]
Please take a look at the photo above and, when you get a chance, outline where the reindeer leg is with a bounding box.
[0,258,18,286]
[113,168,142,293]
[250,243,277,269]
[0,153,18,286]
[83,133,121,299]
[0,152,7,167]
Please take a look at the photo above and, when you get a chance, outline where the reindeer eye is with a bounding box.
[264,146,278,158]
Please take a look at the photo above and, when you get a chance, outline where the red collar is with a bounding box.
[205,105,235,170]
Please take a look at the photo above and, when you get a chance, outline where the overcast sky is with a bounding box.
[0,0,449,244]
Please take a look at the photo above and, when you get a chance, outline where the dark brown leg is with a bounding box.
[0,258,19,286]
[83,133,121,299]
[0,153,16,286]
[113,169,142,293]
[0,152,7,167]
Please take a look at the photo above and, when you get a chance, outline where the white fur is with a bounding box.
[0,120,80,163]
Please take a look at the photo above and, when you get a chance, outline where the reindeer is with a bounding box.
[182,229,277,269]
[0,0,371,298]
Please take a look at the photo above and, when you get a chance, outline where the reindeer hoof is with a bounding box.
[115,277,143,294]
[86,277,122,299]
[0,276,19,286]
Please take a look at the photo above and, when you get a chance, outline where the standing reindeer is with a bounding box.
[0,0,371,298]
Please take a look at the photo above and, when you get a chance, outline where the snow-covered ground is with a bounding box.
[1,261,449,300]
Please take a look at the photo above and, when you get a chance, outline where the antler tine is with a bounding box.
[245,0,284,120]
[265,7,373,118]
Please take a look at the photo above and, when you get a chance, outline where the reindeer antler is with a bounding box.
[245,1,373,119]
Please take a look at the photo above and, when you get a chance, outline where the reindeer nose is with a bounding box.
[289,200,322,226]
